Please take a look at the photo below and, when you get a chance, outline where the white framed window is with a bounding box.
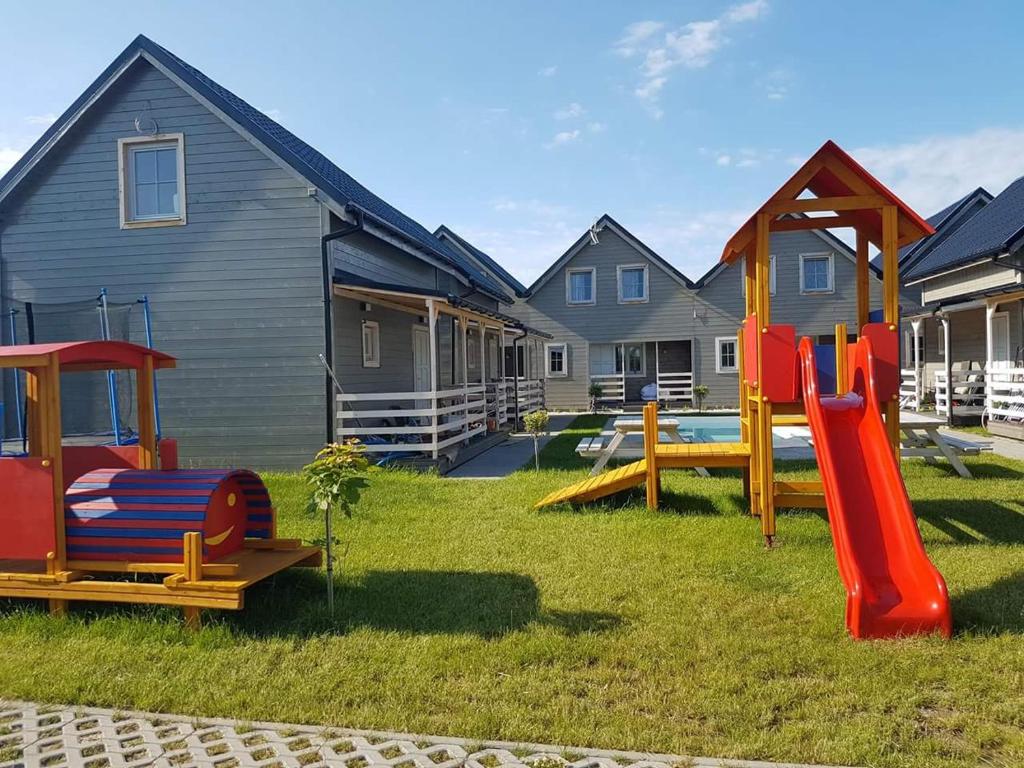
[739,255,776,295]
[799,253,834,294]
[118,134,186,228]
[716,336,738,374]
[566,268,596,305]
[546,343,568,377]
[617,265,649,303]
[361,320,380,368]
[618,343,646,376]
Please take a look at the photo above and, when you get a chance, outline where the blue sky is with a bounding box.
[2,1,1023,283]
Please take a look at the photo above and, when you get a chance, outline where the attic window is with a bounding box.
[118,134,186,228]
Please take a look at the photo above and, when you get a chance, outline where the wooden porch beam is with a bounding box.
[770,213,864,232]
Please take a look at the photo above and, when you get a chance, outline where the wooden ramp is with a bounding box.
[535,460,647,508]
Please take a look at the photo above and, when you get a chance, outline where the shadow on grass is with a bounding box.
[914,499,1024,545]
[953,571,1024,634]
[239,568,624,639]
[2,569,623,639]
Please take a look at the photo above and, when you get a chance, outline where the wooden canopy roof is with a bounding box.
[721,140,934,264]
[0,341,176,372]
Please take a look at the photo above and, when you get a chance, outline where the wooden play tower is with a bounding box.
[537,141,934,545]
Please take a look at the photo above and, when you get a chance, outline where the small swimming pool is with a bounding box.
[674,415,742,443]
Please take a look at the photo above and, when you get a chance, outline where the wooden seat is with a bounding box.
[654,442,750,468]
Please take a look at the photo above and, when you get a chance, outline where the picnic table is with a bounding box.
[576,416,711,477]
[899,410,990,478]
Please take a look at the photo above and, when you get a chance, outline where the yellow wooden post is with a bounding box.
[43,353,68,615]
[183,531,202,582]
[138,355,157,470]
[737,324,751,503]
[755,213,776,543]
[25,369,41,457]
[855,231,870,335]
[643,402,659,510]
[743,248,759,515]
[882,205,901,456]
[835,323,848,395]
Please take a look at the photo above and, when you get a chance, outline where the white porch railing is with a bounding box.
[590,373,625,403]
[934,369,986,417]
[484,381,510,425]
[657,371,693,403]
[505,377,544,418]
[900,368,922,411]
[985,366,1024,421]
[336,385,487,459]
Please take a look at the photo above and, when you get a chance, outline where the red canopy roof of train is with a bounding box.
[0,341,176,370]
[720,140,934,264]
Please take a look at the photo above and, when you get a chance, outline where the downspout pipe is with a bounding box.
[320,206,365,445]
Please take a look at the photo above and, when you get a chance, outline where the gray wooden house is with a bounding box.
[898,182,1024,432]
[0,35,545,469]
[511,214,888,409]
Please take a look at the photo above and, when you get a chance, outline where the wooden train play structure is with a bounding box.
[538,141,953,639]
[0,340,320,628]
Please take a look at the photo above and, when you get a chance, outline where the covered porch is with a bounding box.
[588,339,694,406]
[903,292,1023,430]
[332,277,547,467]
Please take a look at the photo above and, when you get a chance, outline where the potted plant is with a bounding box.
[523,409,550,471]
[303,440,370,612]
[693,384,709,413]
[587,382,603,412]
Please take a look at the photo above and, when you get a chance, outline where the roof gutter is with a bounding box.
[320,206,365,444]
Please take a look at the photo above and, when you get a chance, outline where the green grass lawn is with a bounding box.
[2,415,1024,768]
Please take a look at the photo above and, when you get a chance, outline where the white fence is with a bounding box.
[986,366,1024,422]
[484,381,509,425]
[934,369,986,417]
[657,370,693,403]
[589,373,626,403]
[900,368,921,411]
[336,385,487,458]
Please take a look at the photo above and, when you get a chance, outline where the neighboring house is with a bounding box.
[900,178,1024,432]
[509,214,888,410]
[509,216,700,409]
[0,35,541,469]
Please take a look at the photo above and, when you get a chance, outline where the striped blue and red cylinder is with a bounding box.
[64,468,273,562]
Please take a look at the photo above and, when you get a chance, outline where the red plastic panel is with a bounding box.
[861,323,899,402]
[62,446,140,489]
[158,439,178,470]
[0,458,56,560]
[760,324,799,403]
[743,314,759,386]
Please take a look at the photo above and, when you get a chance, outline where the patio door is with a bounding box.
[992,312,1011,366]
[412,326,431,392]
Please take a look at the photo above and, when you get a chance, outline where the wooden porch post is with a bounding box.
[985,302,996,413]
[911,317,923,411]
[942,314,952,426]
[427,300,439,460]
[461,315,470,442]
[499,325,507,424]
[654,341,661,404]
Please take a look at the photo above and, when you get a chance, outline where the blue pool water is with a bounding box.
[674,415,742,443]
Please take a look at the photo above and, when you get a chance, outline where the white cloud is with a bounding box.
[259,107,283,122]
[554,102,585,120]
[25,113,57,126]
[617,1,769,115]
[707,146,779,169]
[587,122,607,133]
[853,127,1024,215]
[716,154,732,167]
[545,129,581,149]
[491,198,573,218]
[0,147,23,176]
[538,65,558,77]
[614,21,665,57]
[635,206,752,277]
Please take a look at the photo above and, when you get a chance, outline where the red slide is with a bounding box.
[798,337,952,639]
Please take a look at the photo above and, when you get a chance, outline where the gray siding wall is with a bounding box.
[0,60,326,469]
[510,228,699,409]
[695,229,884,406]
[512,227,889,409]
